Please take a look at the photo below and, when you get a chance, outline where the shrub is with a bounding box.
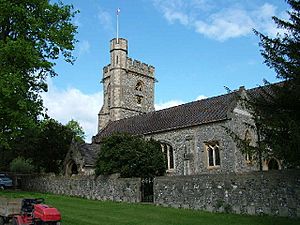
[95,133,166,178]
[10,157,34,173]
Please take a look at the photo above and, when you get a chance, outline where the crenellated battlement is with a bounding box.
[99,38,156,131]
[102,57,155,78]
[126,57,155,77]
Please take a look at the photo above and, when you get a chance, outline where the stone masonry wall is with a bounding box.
[19,171,300,217]
[21,174,141,203]
[148,119,257,176]
[154,170,300,217]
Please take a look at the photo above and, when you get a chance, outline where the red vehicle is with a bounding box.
[0,198,61,225]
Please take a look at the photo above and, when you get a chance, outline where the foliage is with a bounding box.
[9,156,34,173]
[224,105,268,171]
[95,133,166,178]
[1,191,300,225]
[0,0,78,152]
[252,0,300,168]
[1,118,76,173]
[32,119,74,174]
[66,119,86,143]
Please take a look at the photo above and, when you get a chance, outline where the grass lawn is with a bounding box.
[0,190,299,225]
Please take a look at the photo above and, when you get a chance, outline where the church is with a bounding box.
[64,38,281,176]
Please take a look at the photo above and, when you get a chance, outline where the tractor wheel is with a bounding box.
[0,216,5,225]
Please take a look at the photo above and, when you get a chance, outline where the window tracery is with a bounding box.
[205,142,220,167]
[161,143,174,171]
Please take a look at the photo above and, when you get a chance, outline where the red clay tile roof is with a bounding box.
[93,91,239,143]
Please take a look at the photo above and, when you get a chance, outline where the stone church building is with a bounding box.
[64,38,281,176]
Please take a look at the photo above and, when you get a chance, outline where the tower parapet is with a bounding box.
[110,38,128,53]
[126,57,155,78]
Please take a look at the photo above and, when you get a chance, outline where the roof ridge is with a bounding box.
[154,91,237,113]
[109,90,238,125]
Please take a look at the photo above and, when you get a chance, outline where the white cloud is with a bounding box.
[153,0,189,25]
[196,95,207,100]
[98,8,113,32]
[165,10,189,25]
[41,80,102,143]
[153,0,286,41]
[194,8,255,41]
[78,40,90,56]
[191,0,214,11]
[155,100,184,110]
[253,3,286,37]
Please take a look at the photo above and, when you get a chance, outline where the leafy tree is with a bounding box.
[251,0,300,168]
[0,125,40,171]
[66,119,86,143]
[3,119,77,174]
[32,119,74,174]
[10,156,34,174]
[224,106,269,171]
[96,133,166,178]
[0,0,78,151]
[0,118,82,173]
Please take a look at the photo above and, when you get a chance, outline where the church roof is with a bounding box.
[94,91,239,142]
[69,142,99,166]
[80,143,100,166]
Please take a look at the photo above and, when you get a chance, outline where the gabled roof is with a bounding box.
[93,91,239,143]
[68,142,100,166]
[79,143,100,166]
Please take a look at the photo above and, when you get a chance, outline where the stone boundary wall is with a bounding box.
[21,174,141,203]
[18,170,300,217]
[154,170,300,217]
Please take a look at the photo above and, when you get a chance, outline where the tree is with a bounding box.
[252,0,300,168]
[4,119,78,174]
[224,101,269,171]
[95,133,166,178]
[66,119,86,143]
[0,0,78,151]
[32,119,74,173]
[10,156,34,174]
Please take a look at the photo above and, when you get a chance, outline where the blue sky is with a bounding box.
[43,0,289,142]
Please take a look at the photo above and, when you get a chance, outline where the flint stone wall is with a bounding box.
[21,174,141,203]
[19,170,300,217]
[154,170,300,217]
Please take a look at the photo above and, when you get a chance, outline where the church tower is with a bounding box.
[98,38,155,131]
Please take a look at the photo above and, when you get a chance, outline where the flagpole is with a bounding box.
[116,8,120,43]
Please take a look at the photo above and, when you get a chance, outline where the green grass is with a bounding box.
[0,190,299,225]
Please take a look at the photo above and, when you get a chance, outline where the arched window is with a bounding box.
[244,130,253,162]
[161,143,174,171]
[135,81,144,91]
[208,147,214,167]
[66,160,79,176]
[205,142,220,167]
[71,163,78,175]
[268,158,279,170]
[215,146,220,166]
